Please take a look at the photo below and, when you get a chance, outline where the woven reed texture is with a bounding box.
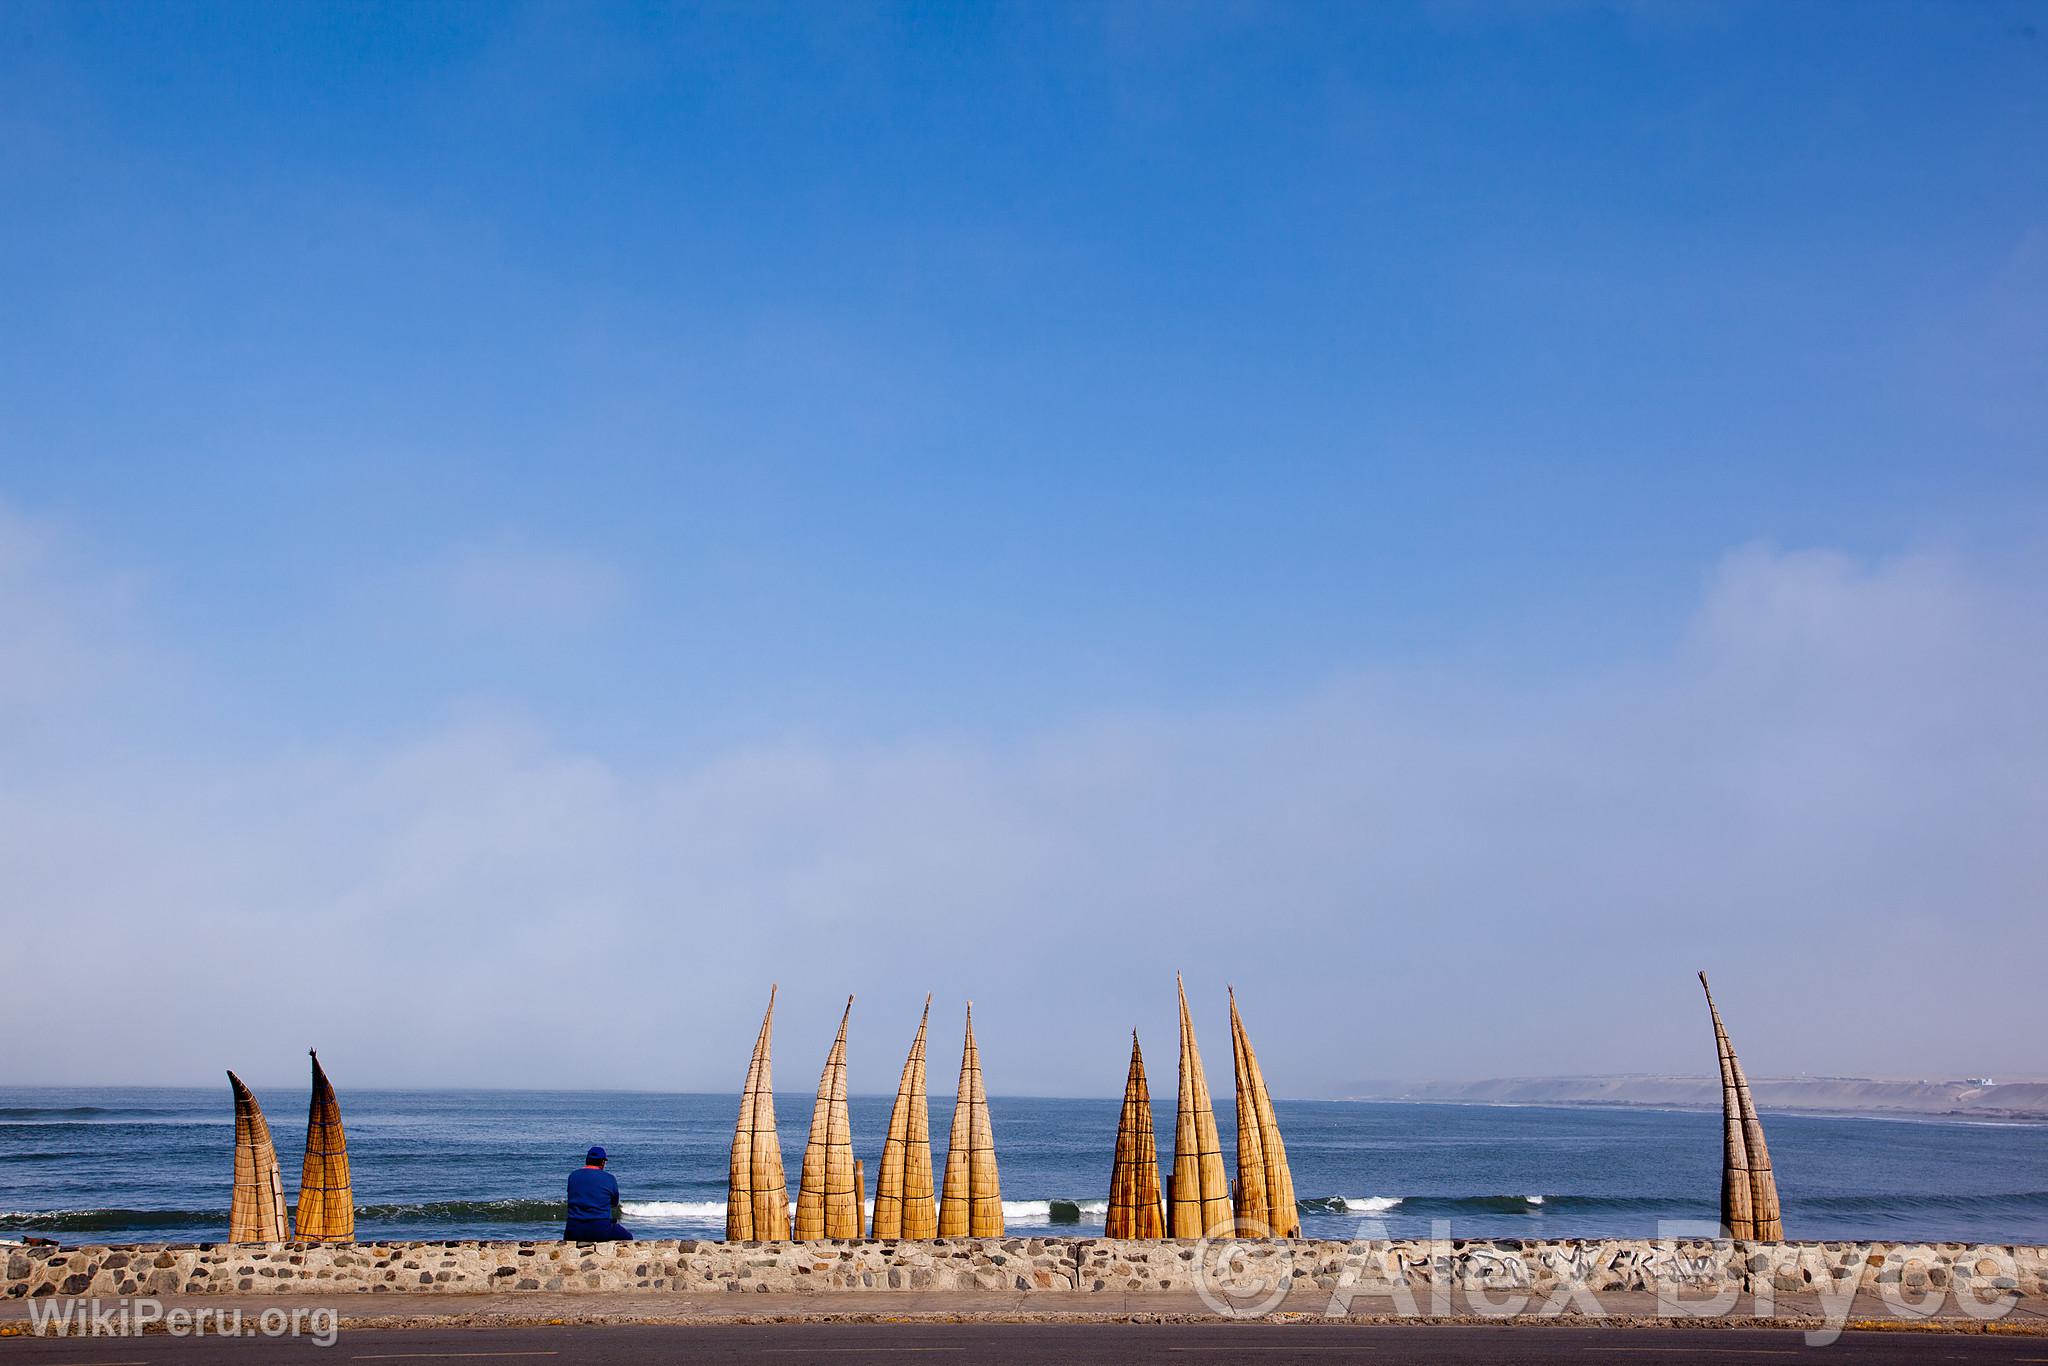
[854,1158,867,1239]
[1701,972,1784,1241]
[726,985,791,1241]
[227,1071,287,1244]
[1170,977,1231,1239]
[871,997,936,1240]
[938,1003,1003,1237]
[293,1051,353,1243]
[794,998,862,1240]
[1229,989,1300,1238]
[1106,1031,1166,1239]
[1228,995,1270,1234]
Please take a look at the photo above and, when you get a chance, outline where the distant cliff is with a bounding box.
[1339,1076,2048,1121]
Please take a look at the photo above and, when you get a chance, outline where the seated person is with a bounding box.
[564,1145,633,1241]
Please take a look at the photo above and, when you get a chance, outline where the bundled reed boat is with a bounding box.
[871,997,937,1240]
[726,986,791,1241]
[1229,988,1299,1238]
[293,1051,353,1243]
[794,998,862,1239]
[1169,976,1230,1238]
[1700,972,1784,1241]
[1106,1031,1166,1238]
[227,1071,287,1243]
[938,1003,1002,1237]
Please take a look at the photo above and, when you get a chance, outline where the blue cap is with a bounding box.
[585,1146,607,1163]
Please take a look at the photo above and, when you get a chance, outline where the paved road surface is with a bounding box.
[4,1323,2045,1363]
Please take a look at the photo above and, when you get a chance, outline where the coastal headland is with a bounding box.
[1343,1076,2048,1122]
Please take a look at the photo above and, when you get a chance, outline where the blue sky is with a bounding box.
[1,2,2043,1091]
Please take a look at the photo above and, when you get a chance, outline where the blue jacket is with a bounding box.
[566,1165,620,1224]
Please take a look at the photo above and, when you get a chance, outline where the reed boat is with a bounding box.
[293,1051,353,1243]
[1169,976,1230,1238]
[1229,988,1299,1238]
[726,986,791,1240]
[872,996,937,1240]
[937,1003,1002,1237]
[794,998,862,1239]
[227,1071,287,1243]
[1701,971,1784,1240]
[1106,1031,1166,1238]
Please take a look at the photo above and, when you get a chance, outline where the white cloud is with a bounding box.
[365,538,630,635]
[1,507,2042,1096]
[0,501,125,710]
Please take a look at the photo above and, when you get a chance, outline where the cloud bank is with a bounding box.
[1,504,2041,1095]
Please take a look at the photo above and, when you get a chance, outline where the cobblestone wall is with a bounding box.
[7,1237,2044,1302]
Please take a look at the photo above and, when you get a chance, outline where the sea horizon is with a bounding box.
[7,1077,2039,1123]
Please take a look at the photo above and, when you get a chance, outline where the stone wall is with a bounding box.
[7,1238,2045,1303]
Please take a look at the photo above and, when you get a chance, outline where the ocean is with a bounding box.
[3,1087,2043,1246]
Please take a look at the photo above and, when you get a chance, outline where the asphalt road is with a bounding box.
[3,1323,2045,1364]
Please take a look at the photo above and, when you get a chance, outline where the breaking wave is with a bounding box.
[357,1200,565,1223]
[1,1208,226,1232]
[620,1200,730,1221]
[1301,1194,1625,1215]
[1302,1195,1404,1214]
